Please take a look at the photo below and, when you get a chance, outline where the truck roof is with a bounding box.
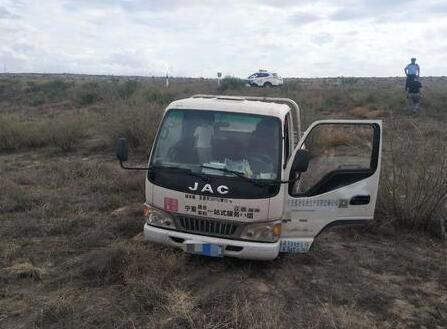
[166,96,291,118]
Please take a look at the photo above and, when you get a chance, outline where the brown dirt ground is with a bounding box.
[1,141,446,329]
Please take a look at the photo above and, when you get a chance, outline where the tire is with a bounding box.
[263,82,272,88]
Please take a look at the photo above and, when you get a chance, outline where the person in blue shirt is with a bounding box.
[404,58,420,91]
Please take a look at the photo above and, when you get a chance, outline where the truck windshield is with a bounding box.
[150,109,281,181]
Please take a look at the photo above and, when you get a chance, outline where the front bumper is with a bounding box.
[144,224,280,261]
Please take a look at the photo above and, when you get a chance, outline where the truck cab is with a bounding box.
[117,95,382,260]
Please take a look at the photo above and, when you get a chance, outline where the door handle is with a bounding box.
[350,195,370,205]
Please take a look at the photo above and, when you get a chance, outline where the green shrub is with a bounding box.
[0,116,51,150]
[0,79,24,100]
[78,92,99,106]
[0,117,22,150]
[0,115,86,152]
[218,76,246,91]
[49,117,86,152]
[144,87,175,105]
[341,77,359,85]
[104,101,162,154]
[73,80,143,105]
[26,122,54,148]
[323,92,351,110]
[75,82,104,106]
[28,79,72,95]
[377,120,447,231]
[117,80,140,99]
[25,79,73,104]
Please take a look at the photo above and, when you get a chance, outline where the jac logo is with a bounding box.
[188,182,229,195]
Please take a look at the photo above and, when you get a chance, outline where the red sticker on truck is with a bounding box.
[164,197,178,212]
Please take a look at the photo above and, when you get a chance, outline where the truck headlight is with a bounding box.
[144,204,175,229]
[240,221,281,242]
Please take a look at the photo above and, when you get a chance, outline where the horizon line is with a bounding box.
[0,72,446,79]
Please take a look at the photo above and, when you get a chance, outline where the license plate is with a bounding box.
[280,239,312,253]
[184,243,223,257]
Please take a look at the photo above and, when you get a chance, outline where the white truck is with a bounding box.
[117,95,382,260]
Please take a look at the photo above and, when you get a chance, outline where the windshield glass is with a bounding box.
[151,109,281,180]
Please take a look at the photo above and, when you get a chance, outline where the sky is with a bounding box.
[0,0,446,78]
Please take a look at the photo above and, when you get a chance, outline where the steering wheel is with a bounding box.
[250,153,272,164]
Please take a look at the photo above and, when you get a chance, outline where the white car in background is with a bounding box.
[247,70,283,87]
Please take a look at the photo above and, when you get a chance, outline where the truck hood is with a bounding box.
[151,184,271,222]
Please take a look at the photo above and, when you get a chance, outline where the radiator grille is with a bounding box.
[177,216,239,237]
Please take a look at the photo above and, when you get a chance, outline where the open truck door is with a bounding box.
[281,120,382,253]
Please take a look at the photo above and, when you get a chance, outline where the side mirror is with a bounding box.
[116,137,128,162]
[291,149,310,173]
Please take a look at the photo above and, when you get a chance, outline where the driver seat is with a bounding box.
[250,119,277,153]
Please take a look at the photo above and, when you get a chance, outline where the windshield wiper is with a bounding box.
[200,165,268,187]
[149,165,210,182]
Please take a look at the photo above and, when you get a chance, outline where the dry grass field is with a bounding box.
[0,74,446,329]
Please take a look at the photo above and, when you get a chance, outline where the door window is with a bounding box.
[290,123,380,196]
